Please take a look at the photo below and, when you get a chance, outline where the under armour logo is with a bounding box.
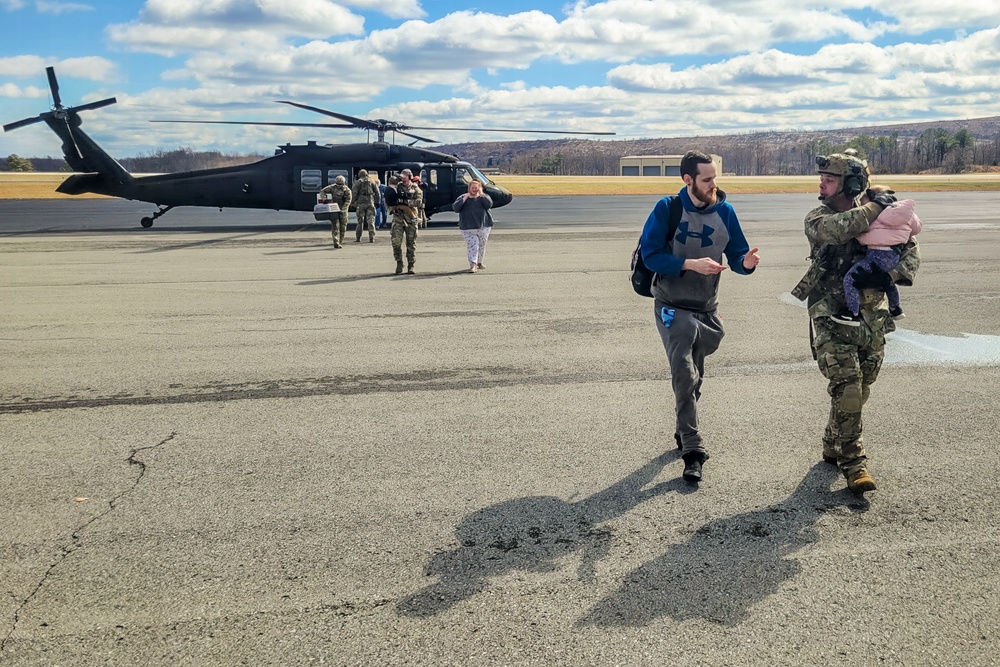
[675,222,715,248]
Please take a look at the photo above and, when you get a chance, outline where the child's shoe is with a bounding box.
[831,311,862,327]
[889,305,905,319]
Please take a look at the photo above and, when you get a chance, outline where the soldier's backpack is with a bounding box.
[630,195,683,297]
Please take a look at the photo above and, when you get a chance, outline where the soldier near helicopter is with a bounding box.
[792,150,920,495]
[351,169,381,243]
[412,174,429,228]
[386,169,422,274]
[319,175,352,248]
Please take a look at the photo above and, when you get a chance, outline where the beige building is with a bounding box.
[619,154,722,177]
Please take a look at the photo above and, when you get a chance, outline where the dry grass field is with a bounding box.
[3,171,1000,200]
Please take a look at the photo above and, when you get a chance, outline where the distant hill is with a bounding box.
[436,116,1000,176]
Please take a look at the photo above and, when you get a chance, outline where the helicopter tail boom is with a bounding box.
[3,67,132,191]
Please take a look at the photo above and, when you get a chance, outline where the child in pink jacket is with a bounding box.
[835,192,922,325]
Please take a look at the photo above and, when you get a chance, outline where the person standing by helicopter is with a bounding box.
[388,169,422,274]
[351,169,381,243]
[320,175,352,249]
[413,174,429,229]
[453,178,494,273]
[373,175,388,230]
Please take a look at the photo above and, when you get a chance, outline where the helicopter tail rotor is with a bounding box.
[3,66,117,134]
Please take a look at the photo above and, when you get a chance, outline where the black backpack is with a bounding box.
[631,196,683,297]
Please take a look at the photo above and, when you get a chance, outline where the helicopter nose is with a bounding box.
[489,187,513,207]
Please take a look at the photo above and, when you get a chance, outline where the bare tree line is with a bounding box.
[449,126,1000,176]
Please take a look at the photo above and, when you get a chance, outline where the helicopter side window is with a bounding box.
[327,169,349,186]
[300,169,322,192]
[423,169,440,192]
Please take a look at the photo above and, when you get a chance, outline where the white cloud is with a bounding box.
[0,55,119,80]
[0,82,47,97]
[871,0,1000,33]
[0,0,27,9]
[35,0,93,14]
[9,0,1000,155]
[107,0,366,55]
[339,0,425,20]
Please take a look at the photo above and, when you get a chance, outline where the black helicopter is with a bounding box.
[3,67,614,228]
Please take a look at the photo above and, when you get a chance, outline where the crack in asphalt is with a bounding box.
[0,362,816,414]
[1,432,177,654]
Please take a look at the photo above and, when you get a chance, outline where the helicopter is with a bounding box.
[3,67,615,228]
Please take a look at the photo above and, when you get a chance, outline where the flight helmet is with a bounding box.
[815,150,869,199]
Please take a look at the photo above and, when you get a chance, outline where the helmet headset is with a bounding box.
[816,151,869,200]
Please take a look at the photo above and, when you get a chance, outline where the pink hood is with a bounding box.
[857,199,922,247]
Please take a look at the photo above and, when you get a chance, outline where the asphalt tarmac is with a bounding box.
[2,193,999,666]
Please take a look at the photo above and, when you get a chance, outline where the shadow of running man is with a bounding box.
[397,450,691,617]
[577,462,867,628]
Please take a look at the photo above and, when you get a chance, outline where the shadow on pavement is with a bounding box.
[577,462,867,627]
[397,450,691,617]
[298,269,472,286]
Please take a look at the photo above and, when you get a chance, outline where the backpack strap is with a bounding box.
[665,194,683,246]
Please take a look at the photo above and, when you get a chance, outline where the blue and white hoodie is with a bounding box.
[640,187,754,313]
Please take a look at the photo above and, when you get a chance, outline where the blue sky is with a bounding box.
[2,0,999,158]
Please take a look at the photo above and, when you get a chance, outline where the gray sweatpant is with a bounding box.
[653,301,725,459]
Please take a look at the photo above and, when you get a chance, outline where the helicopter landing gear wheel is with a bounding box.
[139,205,174,228]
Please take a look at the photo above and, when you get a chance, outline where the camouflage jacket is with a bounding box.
[793,201,920,318]
[394,182,423,212]
[351,177,380,208]
[321,183,352,209]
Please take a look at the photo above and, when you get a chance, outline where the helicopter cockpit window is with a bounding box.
[455,167,472,186]
[464,164,494,186]
[300,169,322,192]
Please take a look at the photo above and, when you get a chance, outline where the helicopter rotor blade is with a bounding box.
[275,101,377,130]
[273,101,617,141]
[150,120,356,128]
[3,115,46,132]
[396,129,440,144]
[46,66,62,108]
[407,126,616,136]
[70,97,118,114]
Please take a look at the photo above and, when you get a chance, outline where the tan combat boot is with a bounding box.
[846,468,877,494]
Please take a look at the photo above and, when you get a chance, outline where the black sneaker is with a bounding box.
[682,454,703,483]
[889,305,905,319]
[831,311,862,327]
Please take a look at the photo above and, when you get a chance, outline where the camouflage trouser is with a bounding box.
[355,204,376,240]
[390,216,417,265]
[331,211,349,244]
[811,312,891,475]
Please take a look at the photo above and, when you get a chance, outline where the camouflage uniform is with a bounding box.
[351,171,380,242]
[794,189,920,481]
[391,181,422,272]
[321,178,352,247]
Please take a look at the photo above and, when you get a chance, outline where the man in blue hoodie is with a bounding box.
[640,151,760,483]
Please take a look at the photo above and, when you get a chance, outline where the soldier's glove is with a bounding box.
[852,265,893,291]
[870,192,897,209]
